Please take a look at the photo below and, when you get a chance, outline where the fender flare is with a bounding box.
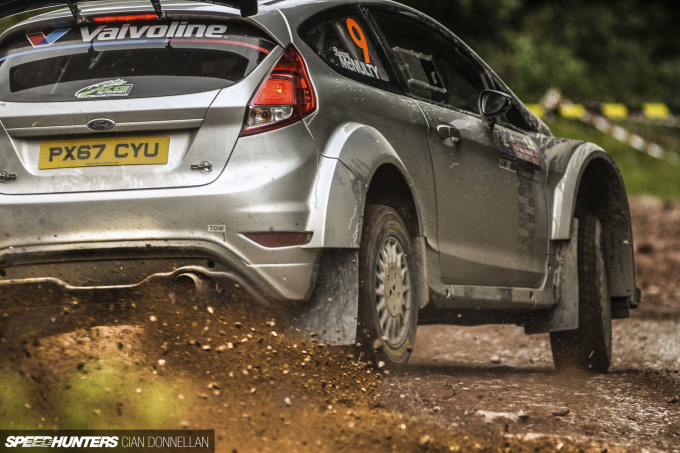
[299,124,430,344]
[551,142,613,240]
[549,141,638,308]
[306,122,424,249]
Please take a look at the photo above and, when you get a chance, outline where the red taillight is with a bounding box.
[92,14,159,23]
[241,45,316,136]
[257,78,295,105]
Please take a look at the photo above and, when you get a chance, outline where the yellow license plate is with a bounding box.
[39,136,170,169]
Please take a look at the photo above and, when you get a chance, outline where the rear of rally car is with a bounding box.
[0,1,325,304]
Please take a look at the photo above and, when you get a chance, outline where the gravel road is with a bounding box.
[0,198,678,452]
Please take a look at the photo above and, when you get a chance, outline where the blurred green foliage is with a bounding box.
[0,363,187,430]
[400,0,680,106]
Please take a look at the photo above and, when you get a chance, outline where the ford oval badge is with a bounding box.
[87,118,116,131]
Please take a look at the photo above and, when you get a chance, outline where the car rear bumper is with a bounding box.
[0,122,327,303]
[0,238,319,304]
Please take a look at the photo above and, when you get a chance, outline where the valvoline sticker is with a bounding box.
[26,29,70,48]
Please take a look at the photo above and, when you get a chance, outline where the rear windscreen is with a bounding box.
[0,20,277,101]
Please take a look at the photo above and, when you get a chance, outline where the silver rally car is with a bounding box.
[0,0,639,370]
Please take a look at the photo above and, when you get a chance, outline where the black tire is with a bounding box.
[358,205,418,367]
[550,215,612,372]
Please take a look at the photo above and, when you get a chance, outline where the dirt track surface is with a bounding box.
[1,197,679,452]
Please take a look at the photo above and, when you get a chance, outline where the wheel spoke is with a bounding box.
[379,309,390,331]
[398,298,408,314]
[377,252,387,273]
[389,240,398,262]
[387,316,397,339]
[376,298,387,313]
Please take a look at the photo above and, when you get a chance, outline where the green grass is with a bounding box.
[618,119,680,140]
[548,118,680,200]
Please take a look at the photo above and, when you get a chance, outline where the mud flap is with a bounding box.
[525,219,579,334]
[293,249,359,345]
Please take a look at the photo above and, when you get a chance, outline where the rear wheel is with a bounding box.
[550,215,612,372]
[358,205,418,367]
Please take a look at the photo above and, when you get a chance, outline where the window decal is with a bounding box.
[346,18,370,64]
[332,46,381,79]
[302,13,390,84]
[75,79,133,99]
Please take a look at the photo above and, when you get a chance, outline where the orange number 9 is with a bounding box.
[346,18,370,64]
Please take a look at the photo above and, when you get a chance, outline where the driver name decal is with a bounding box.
[332,47,381,79]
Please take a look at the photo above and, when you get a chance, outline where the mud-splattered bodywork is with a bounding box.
[0,0,638,344]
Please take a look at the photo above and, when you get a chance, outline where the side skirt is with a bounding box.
[420,221,580,334]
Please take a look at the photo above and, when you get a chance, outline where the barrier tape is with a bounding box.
[581,111,680,164]
[527,89,680,165]
[526,102,674,121]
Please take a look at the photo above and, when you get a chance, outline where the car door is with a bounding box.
[368,7,548,289]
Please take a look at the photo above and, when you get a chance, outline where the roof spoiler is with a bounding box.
[0,0,258,21]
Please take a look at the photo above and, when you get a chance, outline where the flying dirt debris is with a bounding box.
[0,1,675,451]
[1,200,678,452]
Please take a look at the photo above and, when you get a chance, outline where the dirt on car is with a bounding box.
[1,197,678,452]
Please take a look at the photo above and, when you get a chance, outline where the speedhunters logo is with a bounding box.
[1,430,214,451]
[5,436,118,448]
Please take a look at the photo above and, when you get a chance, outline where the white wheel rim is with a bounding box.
[375,236,412,346]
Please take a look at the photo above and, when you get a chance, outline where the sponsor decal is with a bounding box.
[332,47,381,79]
[76,79,133,99]
[496,130,516,158]
[495,130,541,169]
[517,169,537,257]
[499,157,518,173]
[26,28,69,47]
[80,21,229,42]
[513,137,541,168]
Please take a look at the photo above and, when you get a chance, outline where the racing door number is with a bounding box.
[346,18,371,64]
[39,136,170,169]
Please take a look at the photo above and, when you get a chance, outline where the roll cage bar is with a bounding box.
[0,0,258,20]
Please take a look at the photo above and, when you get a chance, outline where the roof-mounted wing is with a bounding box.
[0,0,258,20]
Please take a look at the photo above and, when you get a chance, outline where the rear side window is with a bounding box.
[0,20,276,102]
[370,9,489,113]
[302,10,393,89]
